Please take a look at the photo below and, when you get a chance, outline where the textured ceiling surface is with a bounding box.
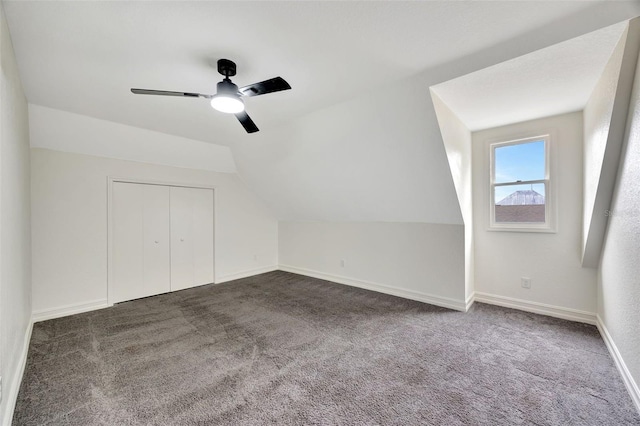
[4,1,640,222]
[4,0,602,145]
[431,22,627,131]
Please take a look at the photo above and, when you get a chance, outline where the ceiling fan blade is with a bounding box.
[238,77,291,97]
[131,88,211,98]
[235,111,259,133]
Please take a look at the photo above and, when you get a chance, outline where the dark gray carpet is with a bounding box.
[13,271,640,425]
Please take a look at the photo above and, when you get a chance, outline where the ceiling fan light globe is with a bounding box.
[210,95,244,114]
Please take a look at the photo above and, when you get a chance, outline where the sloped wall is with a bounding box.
[233,75,463,223]
[238,12,640,309]
[432,93,474,302]
[598,29,640,412]
[0,5,31,424]
[583,19,640,267]
[231,6,640,225]
[255,74,468,307]
[29,104,236,173]
[242,72,468,307]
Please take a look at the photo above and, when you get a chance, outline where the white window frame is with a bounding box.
[489,134,555,232]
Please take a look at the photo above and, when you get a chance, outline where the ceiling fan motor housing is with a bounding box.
[217,79,239,96]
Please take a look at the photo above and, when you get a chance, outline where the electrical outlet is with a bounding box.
[521,277,532,289]
[340,259,346,268]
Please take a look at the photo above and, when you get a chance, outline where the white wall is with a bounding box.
[279,222,466,310]
[432,92,474,301]
[0,5,31,424]
[234,75,464,224]
[230,8,640,224]
[232,14,640,312]
[472,112,597,321]
[583,19,640,267]
[29,104,236,173]
[597,26,640,412]
[237,75,469,310]
[31,148,278,317]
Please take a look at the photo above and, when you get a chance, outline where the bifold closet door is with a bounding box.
[112,182,171,303]
[170,186,214,291]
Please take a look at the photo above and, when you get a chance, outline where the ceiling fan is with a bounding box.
[131,59,291,133]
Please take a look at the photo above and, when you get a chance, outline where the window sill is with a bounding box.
[487,225,556,234]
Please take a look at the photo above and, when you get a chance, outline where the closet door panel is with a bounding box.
[112,182,145,303]
[170,187,195,291]
[192,188,214,286]
[113,182,213,301]
[170,187,214,291]
[112,183,171,303]
[142,184,171,297]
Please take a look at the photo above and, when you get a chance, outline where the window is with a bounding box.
[489,135,553,231]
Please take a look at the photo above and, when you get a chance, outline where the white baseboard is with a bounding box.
[32,299,110,323]
[2,320,33,426]
[216,265,278,284]
[474,291,596,325]
[465,291,476,311]
[279,264,467,312]
[596,315,640,414]
[32,267,280,323]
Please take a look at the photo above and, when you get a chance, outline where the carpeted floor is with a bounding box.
[13,271,640,425]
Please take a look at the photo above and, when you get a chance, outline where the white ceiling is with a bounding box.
[3,0,609,145]
[4,1,640,223]
[431,22,628,131]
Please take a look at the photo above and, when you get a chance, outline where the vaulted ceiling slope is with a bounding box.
[4,1,640,222]
[431,22,628,132]
[230,3,640,222]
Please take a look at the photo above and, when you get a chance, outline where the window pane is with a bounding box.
[494,183,545,223]
[494,140,545,183]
